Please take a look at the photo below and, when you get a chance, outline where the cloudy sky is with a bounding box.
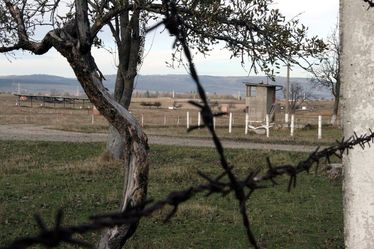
[0,0,339,78]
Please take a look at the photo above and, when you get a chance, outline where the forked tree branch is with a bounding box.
[2,0,53,54]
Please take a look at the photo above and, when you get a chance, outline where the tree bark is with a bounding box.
[106,6,141,161]
[52,37,148,249]
[98,6,144,248]
[331,79,340,126]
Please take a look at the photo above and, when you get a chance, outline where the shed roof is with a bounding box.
[244,82,283,90]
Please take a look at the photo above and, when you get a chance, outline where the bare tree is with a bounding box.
[284,82,312,113]
[309,25,340,125]
[0,1,325,248]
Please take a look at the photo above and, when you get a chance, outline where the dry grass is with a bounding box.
[0,93,337,129]
[0,93,341,145]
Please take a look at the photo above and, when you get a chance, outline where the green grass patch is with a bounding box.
[0,141,343,248]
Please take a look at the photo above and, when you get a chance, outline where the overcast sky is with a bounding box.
[0,0,339,78]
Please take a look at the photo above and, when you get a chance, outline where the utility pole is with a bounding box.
[341,1,374,248]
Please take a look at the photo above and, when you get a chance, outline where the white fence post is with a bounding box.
[245,113,249,134]
[186,111,190,129]
[290,114,295,137]
[285,113,289,123]
[213,117,216,130]
[229,112,232,133]
[318,115,322,139]
[141,114,144,127]
[198,112,201,128]
[266,114,270,138]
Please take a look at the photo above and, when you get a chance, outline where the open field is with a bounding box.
[0,93,342,145]
[0,141,343,248]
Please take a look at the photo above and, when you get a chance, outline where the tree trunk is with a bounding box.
[54,43,148,249]
[99,6,143,248]
[106,71,136,160]
[98,129,146,249]
[331,80,340,126]
[106,6,141,161]
[330,101,338,126]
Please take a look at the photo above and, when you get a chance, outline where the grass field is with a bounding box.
[0,141,343,248]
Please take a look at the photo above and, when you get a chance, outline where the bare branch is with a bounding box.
[75,0,91,53]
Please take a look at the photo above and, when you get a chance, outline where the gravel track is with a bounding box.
[0,124,320,152]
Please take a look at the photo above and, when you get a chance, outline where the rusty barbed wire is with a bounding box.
[363,0,374,8]
[2,1,374,249]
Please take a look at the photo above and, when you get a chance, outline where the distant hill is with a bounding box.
[0,74,332,99]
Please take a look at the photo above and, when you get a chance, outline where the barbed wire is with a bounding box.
[2,1,374,249]
[363,0,374,8]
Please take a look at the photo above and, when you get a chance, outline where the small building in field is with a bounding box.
[244,82,282,122]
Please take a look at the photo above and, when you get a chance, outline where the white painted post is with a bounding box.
[318,115,322,140]
[290,114,294,137]
[213,117,216,130]
[141,114,144,127]
[245,113,249,134]
[266,114,270,138]
[186,111,190,129]
[198,112,201,128]
[229,112,232,134]
[285,113,289,123]
[342,2,374,248]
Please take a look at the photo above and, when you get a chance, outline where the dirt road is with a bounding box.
[0,124,321,152]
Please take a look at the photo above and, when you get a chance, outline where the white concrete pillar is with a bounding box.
[266,114,270,138]
[245,113,249,134]
[198,112,201,127]
[341,1,374,248]
[318,115,322,140]
[290,114,294,137]
[186,111,190,129]
[229,112,232,134]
